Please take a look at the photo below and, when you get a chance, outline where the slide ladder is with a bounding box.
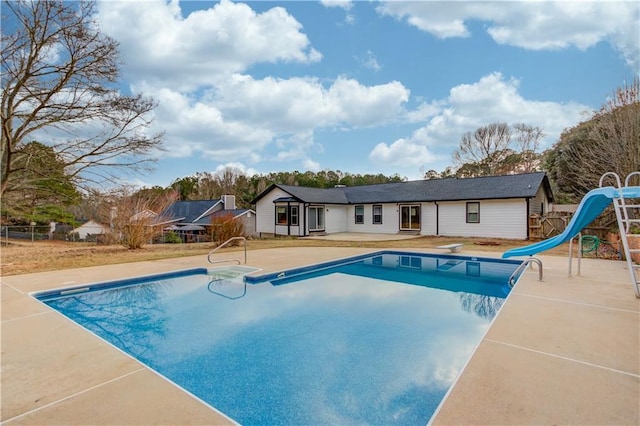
[602,172,640,298]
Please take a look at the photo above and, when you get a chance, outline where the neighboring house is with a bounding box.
[159,195,257,238]
[252,172,553,240]
[71,220,109,240]
[131,209,158,222]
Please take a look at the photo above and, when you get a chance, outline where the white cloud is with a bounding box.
[89,1,606,183]
[357,50,382,72]
[212,74,409,130]
[369,138,441,167]
[303,158,322,172]
[212,162,259,177]
[144,84,272,162]
[97,0,322,90]
[377,1,640,72]
[370,72,589,171]
[320,0,355,25]
[326,77,409,126]
[320,0,353,10]
[141,73,409,166]
[441,73,589,142]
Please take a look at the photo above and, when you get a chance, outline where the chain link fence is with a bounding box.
[1,225,213,245]
[1,225,78,243]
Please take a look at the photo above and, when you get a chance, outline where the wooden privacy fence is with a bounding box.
[529,208,619,240]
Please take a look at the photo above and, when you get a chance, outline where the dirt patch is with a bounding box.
[474,241,502,246]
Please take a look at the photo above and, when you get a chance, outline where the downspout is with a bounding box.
[526,198,530,240]
[287,201,291,236]
[304,203,308,237]
[434,202,439,236]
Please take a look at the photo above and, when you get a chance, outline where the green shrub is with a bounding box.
[164,230,182,244]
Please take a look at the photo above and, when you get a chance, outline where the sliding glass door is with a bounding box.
[309,206,325,231]
[400,205,420,230]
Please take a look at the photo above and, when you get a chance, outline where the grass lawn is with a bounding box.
[0,235,585,277]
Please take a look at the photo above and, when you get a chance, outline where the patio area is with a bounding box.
[2,246,639,425]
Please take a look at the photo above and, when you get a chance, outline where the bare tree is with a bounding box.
[590,78,639,180]
[1,0,163,197]
[512,124,545,173]
[99,187,177,249]
[546,78,639,199]
[453,122,513,176]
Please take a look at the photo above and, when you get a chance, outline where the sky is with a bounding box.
[91,0,639,187]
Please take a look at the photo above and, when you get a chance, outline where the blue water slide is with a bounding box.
[502,186,640,258]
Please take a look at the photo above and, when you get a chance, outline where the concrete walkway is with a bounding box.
[1,247,638,425]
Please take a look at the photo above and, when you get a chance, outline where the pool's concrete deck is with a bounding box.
[2,246,639,425]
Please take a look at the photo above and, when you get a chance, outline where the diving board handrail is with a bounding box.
[207,236,247,264]
[508,257,543,287]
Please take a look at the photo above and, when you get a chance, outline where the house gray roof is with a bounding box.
[161,200,221,223]
[194,209,254,225]
[253,172,553,205]
[273,185,350,204]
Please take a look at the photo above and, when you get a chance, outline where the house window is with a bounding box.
[467,262,481,277]
[276,205,299,226]
[309,206,325,231]
[355,205,364,224]
[466,202,480,223]
[400,205,420,230]
[400,256,422,269]
[276,206,287,225]
[372,205,382,224]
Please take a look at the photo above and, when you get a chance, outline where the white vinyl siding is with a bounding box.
[438,199,528,239]
[420,203,437,236]
[345,204,398,234]
[255,188,304,236]
[256,188,287,235]
[530,186,549,215]
[324,205,348,233]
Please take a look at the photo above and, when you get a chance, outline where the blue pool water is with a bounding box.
[37,252,523,425]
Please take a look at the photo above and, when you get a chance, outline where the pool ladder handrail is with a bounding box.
[207,236,247,264]
[207,278,247,300]
[508,257,543,287]
[600,171,640,298]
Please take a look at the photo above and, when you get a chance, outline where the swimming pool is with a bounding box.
[36,251,523,425]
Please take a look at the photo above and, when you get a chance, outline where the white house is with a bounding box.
[71,220,109,240]
[252,172,553,240]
